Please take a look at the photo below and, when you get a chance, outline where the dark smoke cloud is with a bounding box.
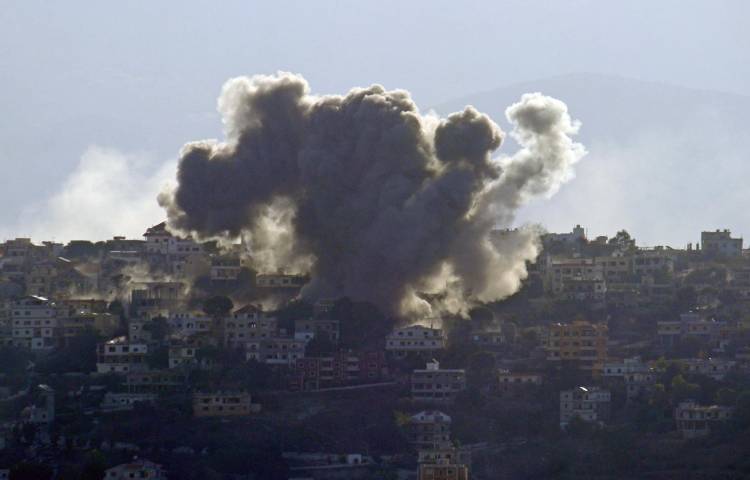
[159,73,585,318]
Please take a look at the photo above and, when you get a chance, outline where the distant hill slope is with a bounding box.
[433,73,750,247]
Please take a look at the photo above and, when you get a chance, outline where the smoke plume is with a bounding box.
[159,73,585,317]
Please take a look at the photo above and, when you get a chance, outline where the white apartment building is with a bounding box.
[246,337,305,366]
[11,295,58,350]
[225,305,278,348]
[386,325,445,357]
[96,337,149,374]
[411,360,466,404]
[560,386,611,429]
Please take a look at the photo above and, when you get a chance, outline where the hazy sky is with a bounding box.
[1,0,748,244]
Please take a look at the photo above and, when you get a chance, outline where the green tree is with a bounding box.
[670,374,700,403]
[203,295,234,318]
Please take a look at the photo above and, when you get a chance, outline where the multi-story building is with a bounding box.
[256,273,306,289]
[192,392,261,417]
[100,392,157,412]
[59,312,118,346]
[409,410,452,449]
[544,257,604,296]
[168,312,214,337]
[96,337,149,374]
[130,281,186,318]
[560,386,611,429]
[657,313,728,348]
[542,320,608,376]
[125,370,187,394]
[418,462,469,480]
[412,360,466,404]
[701,229,742,257]
[603,357,655,400]
[224,305,278,348]
[104,458,165,480]
[386,325,445,358]
[290,351,388,391]
[10,295,59,350]
[496,369,543,396]
[674,401,734,438]
[168,340,198,369]
[294,317,340,343]
[246,336,305,366]
[679,358,736,381]
[211,255,243,281]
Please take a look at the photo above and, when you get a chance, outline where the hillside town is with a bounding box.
[1,223,750,479]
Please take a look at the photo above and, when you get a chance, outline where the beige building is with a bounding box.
[409,410,452,449]
[674,401,733,438]
[542,320,608,376]
[412,361,466,404]
[386,325,445,357]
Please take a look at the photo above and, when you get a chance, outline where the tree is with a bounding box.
[305,334,336,356]
[670,374,700,403]
[10,462,53,480]
[608,230,635,250]
[203,295,234,318]
[80,450,107,480]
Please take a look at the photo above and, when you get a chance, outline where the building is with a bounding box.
[542,320,608,376]
[256,273,306,289]
[225,305,278,348]
[59,312,118,345]
[412,360,466,404]
[543,224,587,245]
[418,462,469,480]
[130,281,185,318]
[96,337,149,374]
[603,357,655,400]
[294,317,340,343]
[418,445,472,480]
[674,401,733,438]
[409,410,452,449]
[386,325,446,357]
[657,313,728,348]
[168,312,213,337]
[104,458,165,479]
[246,337,305,366]
[192,391,261,417]
[543,257,603,297]
[496,369,543,397]
[680,358,736,381]
[10,295,59,350]
[211,255,243,281]
[101,392,157,412]
[26,384,55,424]
[560,386,611,429]
[290,351,387,391]
[701,229,742,257]
[125,370,187,394]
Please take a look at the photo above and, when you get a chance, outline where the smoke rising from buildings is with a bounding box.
[159,73,586,317]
